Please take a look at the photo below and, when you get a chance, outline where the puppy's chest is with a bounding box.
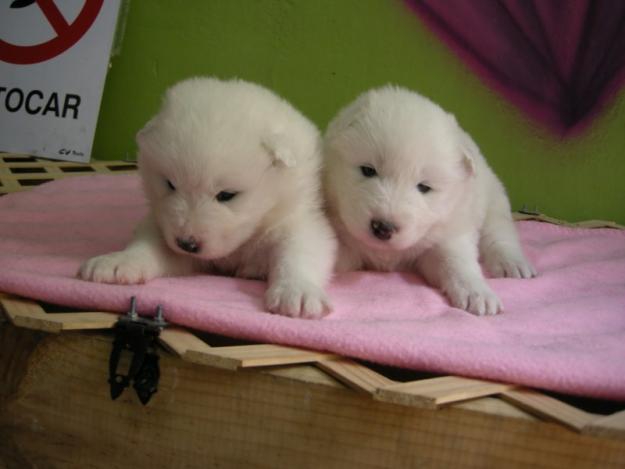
[358,237,438,272]
[361,249,418,272]
[336,232,429,273]
[207,239,273,280]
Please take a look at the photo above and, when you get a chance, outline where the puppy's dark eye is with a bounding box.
[360,165,378,178]
[216,191,238,202]
[417,183,432,194]
[166,179,176,191]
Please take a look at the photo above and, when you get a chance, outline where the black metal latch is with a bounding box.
[108,297,167,405]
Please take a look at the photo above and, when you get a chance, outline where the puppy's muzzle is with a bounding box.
[370,219,397,241]
[176,236,201,254]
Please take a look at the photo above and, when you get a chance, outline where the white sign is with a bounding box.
[0,0,121,162]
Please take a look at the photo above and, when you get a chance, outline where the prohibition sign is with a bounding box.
[0,0,104,65]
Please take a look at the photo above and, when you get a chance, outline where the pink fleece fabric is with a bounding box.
[1,174,624,400]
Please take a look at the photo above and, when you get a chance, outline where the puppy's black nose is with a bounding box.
[370,219,396,241]
[176,236,201,253]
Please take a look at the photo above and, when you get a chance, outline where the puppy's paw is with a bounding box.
[445,280,502,316]
[78,251,161,285]
[265,281,332,319]
[483,247,536,279]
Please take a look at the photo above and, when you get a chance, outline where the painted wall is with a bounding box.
[93,0,625,224]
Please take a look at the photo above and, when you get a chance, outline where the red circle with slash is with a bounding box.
[0,0,104,65]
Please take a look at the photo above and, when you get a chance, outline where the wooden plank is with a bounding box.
[375,376,513,409]
[317,358,395,394]
[1,295,63,333]
[0,154,136,170]
[0,294,117,332]
[453,396,536,420]
[0,169,23,193]
[0,155,138,193]
[0,161,128,169]
[1,168,135,181]
[0,323,45,400]
[3,328,625,468]
[159,327,212,357]
[501,389,597,432]
[264,364,345,388]
[513,212,624,230]
[184,344,336,370]
[42,165,63,176]
[1,173,67,181]
[43,312,118,330]
[583,411,625,439]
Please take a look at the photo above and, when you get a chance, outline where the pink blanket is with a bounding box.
[1,174,624,400]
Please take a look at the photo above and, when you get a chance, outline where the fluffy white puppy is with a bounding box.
[79,77,337,319]
[323,85,535,316]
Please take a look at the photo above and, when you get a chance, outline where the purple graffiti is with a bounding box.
[406,0,625,136]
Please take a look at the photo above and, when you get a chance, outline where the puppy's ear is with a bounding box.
[343,93,372,130]
[135,118,157,150]
[460,148,476,177]
[457,128,478,178]
[262,131,296,168]
[445,113,476,177]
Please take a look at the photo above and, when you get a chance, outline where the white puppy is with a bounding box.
[323,85,535,316]
[79,77,337,319]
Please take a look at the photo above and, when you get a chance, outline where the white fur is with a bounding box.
[79,77,337,319]
[323,85,535,316]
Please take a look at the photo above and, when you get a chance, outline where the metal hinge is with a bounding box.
[108,297,167,405]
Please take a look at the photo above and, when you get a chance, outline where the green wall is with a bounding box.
[93,0,625,224]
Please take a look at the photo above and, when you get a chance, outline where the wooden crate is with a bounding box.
[0,153,137,195]
[1,154,624,468]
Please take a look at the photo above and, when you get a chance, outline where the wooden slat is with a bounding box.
[1,295,64,333]
[0,161,131,169]
[0,169,22,193]
[184,344,336,370]
[42,165,63,176]
[375,376,513,409]
[0,153,135,169]
[513,212,624,230]
[501,389,597,431]
[1,169,135,180]
[0,153,137,194]
[264,364,345,388]
[40,312,118,330]
[317,358,395,394]
[0,294,117,332]
[453,396,537,420]
[159,327,212,357]
[583,410,625,439]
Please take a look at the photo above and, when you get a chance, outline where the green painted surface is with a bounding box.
[93,0,625,224]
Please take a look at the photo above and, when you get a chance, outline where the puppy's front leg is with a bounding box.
[418,234,502,316]
[78,213,194,284]
[479,207,536,279]
[265,216,337,319]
